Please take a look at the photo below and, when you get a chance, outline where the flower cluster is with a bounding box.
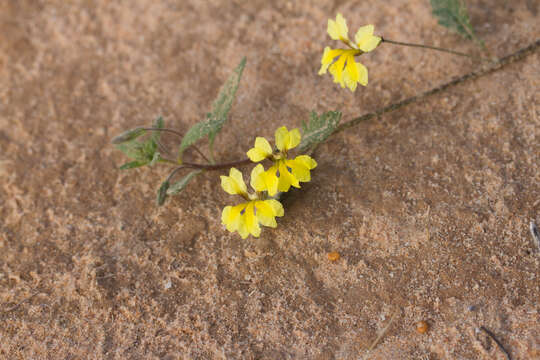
[319,13,381,92]
[221,127,317,238]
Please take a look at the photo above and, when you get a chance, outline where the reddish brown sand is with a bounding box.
[1,1,539,359]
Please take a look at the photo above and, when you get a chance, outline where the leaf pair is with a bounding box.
[114,117,164,169]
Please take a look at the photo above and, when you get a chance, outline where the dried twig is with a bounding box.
[2,291,41,314]
[530,221,540,252]
[368,309,399,351]
[479,326,512,360]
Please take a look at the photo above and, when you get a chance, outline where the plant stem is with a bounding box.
[336,38,540,134]
[381,37,493,63]
[182,158,252,171]
[166,165,188,182]
[142,127,211,163]
[154,39,539,173]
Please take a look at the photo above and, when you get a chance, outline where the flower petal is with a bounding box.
[222,204,243,232]
[220,167,247,195]
[254,200,278,228]
[264,165,280,196]
[274,126,289,151]
[344,54,359,90]
[359,35,381,52]
[319,48,347,75]
[244,202,261,237]
[247,137,272,162]
[287,128,301,150]
[354,25,373,45]
[277,161,300,192]
[294,155,317,170]
[328,13,349,41]
[357,61,368,86]
[329,53,347,88]
[266,199,284,217]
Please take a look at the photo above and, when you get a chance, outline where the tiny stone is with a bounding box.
[327,251,340,261]
[416,321,429,334]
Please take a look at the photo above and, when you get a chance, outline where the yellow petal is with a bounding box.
[345,54,359,83]
[222,204,243,232]
[287,128,301,150]
[294,155,317,170]
[264,166,280,196]
[274,126,289,151]
[357,61,368,86]
[319,47,346,75]
[329,54,347,87]
[243,202,261,238]
[354,25,373,45]
[247,137,272,162]
[266,199,284,217]
[250,164,265,192]
[277,161,300,192]
[220,168,247,195]
[328,13,349,41]
[287,156,317,183]
[359,35,381,52]
[254,200,277,228]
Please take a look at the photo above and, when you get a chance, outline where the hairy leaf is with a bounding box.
[156,180,170,206]
[178,57,246,161]
[119,160,148,170]
[167,170,202,195]
[115,116,164,169]
[430,0,483,45]
[298,111,341,153]
[111,127,146,144]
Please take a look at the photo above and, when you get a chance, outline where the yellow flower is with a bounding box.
[247,126,317,196]
[319,14,381,91]
[221,166,284,239]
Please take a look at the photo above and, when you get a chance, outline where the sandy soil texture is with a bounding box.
[1,0,539,359]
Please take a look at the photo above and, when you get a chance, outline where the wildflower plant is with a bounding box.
[113,2,493,240]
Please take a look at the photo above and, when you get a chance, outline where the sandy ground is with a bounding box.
[0,0,539,359]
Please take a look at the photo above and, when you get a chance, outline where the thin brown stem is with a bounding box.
[142,127,211,163]
[182,158,252,171]
[336,38,540,134]
[381,37,493,63]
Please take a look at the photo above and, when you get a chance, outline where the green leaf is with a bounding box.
[151,116,164,143]
[430,0,484,46]
[119,160,147,170]
[149,152,161,166]
[111,127,146,144]
[167,170,202,195]
[177,57,246,161]
[115,117,165,169]
[156,180,170,206]
[298,111,341,153]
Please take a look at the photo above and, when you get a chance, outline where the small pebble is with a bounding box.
[416,321,429,334]
[327,251,340,261]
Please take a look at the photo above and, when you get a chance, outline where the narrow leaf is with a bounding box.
[157,180,170,206]
[111,127,146,144]
[116,141,147,162]
[298,111,341,153]
[119,160,147,170]
[151,116,164,143]
[430,0,483,46]
[149,152,161,166]
[167,170,202,195]
[177,57,246,161]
